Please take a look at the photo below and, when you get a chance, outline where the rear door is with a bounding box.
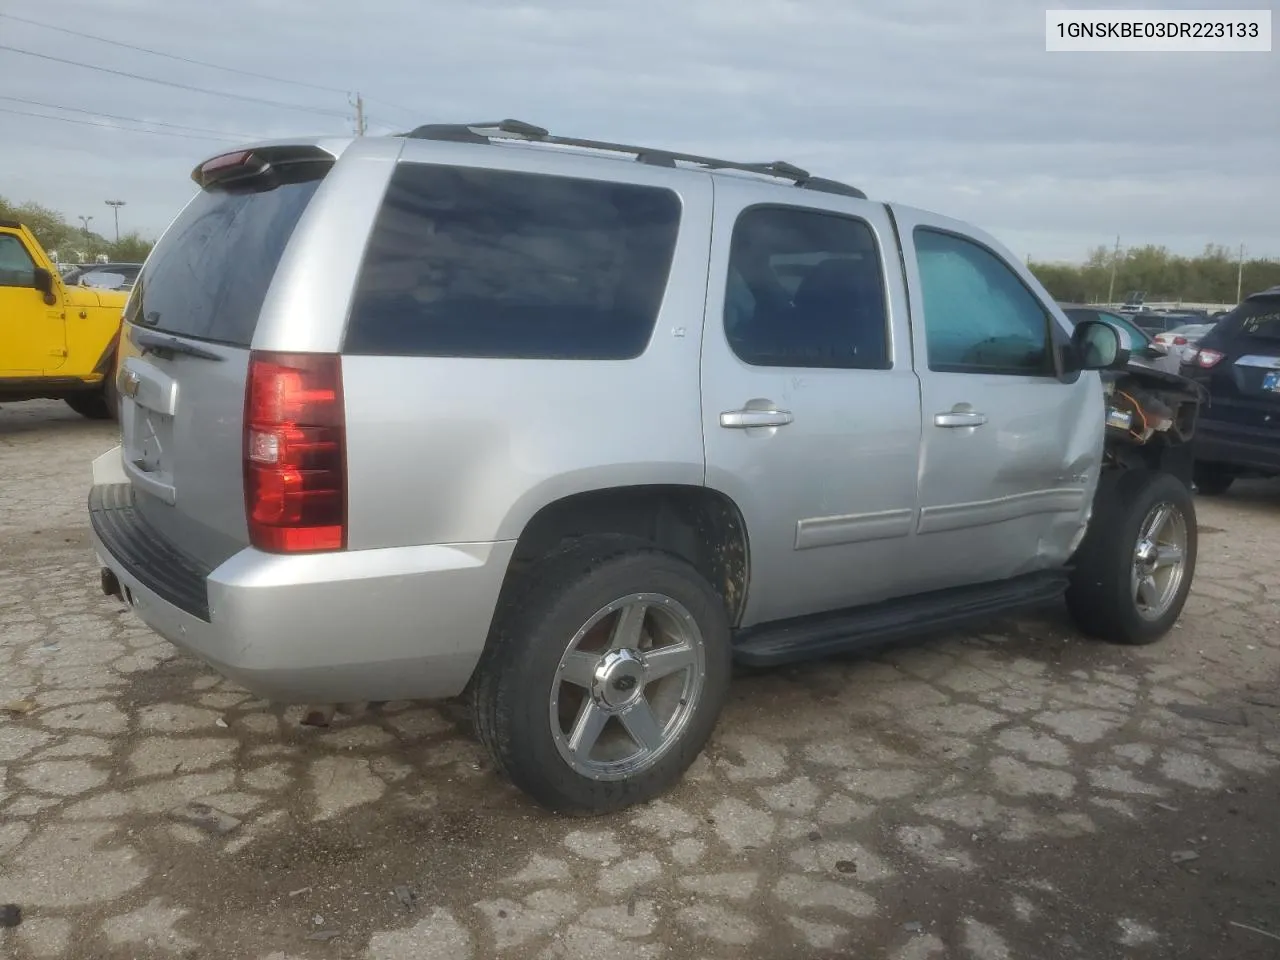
[700,180,922,627]
[893,206,1102,593]
[114,143,365,569]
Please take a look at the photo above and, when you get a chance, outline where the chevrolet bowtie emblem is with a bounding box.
[118,368,141,398]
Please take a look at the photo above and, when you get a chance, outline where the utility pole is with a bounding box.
[1236,242,1245,304]
[1106,235,1121,306]
[105,200,125,243]
[78,215,93,238]
[351,92,367,136]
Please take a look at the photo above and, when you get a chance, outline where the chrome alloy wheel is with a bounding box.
[1131,500,1189,621]
[548,593,706,780]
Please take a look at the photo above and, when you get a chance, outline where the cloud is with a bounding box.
[2,0,1276,260]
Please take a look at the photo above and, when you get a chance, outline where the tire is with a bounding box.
[1192,462,1234,496]
[471,536,732,814]
[64,390,112,420]
[1066,470,1197,645]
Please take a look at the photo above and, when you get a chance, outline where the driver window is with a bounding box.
[0,235,37,289]
[913,227,1054,376]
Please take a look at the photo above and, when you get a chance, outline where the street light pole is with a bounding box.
[105,200,125,243]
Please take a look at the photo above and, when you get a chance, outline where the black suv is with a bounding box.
[1183,286,1280,494]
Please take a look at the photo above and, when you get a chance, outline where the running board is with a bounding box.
[731,570,1070,667]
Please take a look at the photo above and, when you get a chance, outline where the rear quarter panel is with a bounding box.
[340,145,715,549]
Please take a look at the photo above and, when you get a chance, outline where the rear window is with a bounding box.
[344,164,682,359]
[1237,301,1280,341]
[125,174,324,346]
[1212,299,1280,348]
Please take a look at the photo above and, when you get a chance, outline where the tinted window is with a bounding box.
[345,165,682,359]
[1228,299,1280,345]
[125,174,325,346]
[724,207,889,369]
[0,235,35,288]
[914,228,1053,376]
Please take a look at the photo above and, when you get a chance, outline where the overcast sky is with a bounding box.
[2,0,1277,262]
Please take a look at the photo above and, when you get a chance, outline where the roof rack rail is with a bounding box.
[401,119,867,200]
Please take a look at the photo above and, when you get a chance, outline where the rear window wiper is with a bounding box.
[131,328,224,362]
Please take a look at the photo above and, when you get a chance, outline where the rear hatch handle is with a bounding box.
[131,328,224,362]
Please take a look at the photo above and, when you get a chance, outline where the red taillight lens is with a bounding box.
[1173,336,1187,345]
[1195,348,1226,368]
[244,352,346,553]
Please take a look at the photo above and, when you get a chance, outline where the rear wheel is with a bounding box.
[471,537,731,814]
[1192,462,1234,496]
[1067,470,1197,645]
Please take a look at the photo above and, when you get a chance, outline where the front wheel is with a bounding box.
[471,539,731,814]
[1066,470,1197,645]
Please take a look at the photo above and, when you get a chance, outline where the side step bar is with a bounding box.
[732,570,1070,667]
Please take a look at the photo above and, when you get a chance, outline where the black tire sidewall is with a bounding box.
[479,546,731,813]
[1069,470,1197,644]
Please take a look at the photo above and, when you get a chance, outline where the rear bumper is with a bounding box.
[1193,417,1280,475]
[89,460,515,704]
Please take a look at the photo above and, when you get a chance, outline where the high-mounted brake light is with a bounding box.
[1194,348,1226,368]
[244,352,346,553]
[194,151,270,188]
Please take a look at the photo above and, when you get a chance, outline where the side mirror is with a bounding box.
[32,266,58,306]
[1071,318,1131,371]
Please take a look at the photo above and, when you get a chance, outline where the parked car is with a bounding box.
[88,121,1202,813]
[1059,304,1181,374]
[1132,311,1205,336]
[0,220,129,419]
[1182,287,1280,493]
[61,262,142,291]
[1154,322,1216,364]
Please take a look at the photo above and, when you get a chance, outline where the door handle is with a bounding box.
[934,411,988,428]
[720,408,794,429]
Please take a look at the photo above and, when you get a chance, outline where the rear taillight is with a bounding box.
[244,352,346,553]
[1172,336,1188,345]
[1194,348,1226,369]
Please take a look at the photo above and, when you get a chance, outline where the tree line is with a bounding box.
[1,195,153,264]
[1029,244,1280,306]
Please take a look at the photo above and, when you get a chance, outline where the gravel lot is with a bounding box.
[2,399,1279,960]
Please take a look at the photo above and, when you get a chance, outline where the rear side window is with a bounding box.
[345,164,682,359]
[126,174,325,346]
[724,206,889,370]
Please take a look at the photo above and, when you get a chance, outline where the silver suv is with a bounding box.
[89,120,1202,814]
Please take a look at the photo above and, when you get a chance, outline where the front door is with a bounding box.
[892,207,1102,593]
[701,181,923,628]
[0,234,64,376]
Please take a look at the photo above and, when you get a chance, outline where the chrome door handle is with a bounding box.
[934,411,988,428]
[720,408,794,429]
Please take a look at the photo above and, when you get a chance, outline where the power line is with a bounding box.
[0,95,256,139]
[0,105,243,142]
[0,12,351,95]
[0,44,351,120]
[360,96,419,120]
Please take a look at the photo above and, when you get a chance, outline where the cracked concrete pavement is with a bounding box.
[2,399,1279,960]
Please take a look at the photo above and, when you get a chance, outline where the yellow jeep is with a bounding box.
[0,219,129,419]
